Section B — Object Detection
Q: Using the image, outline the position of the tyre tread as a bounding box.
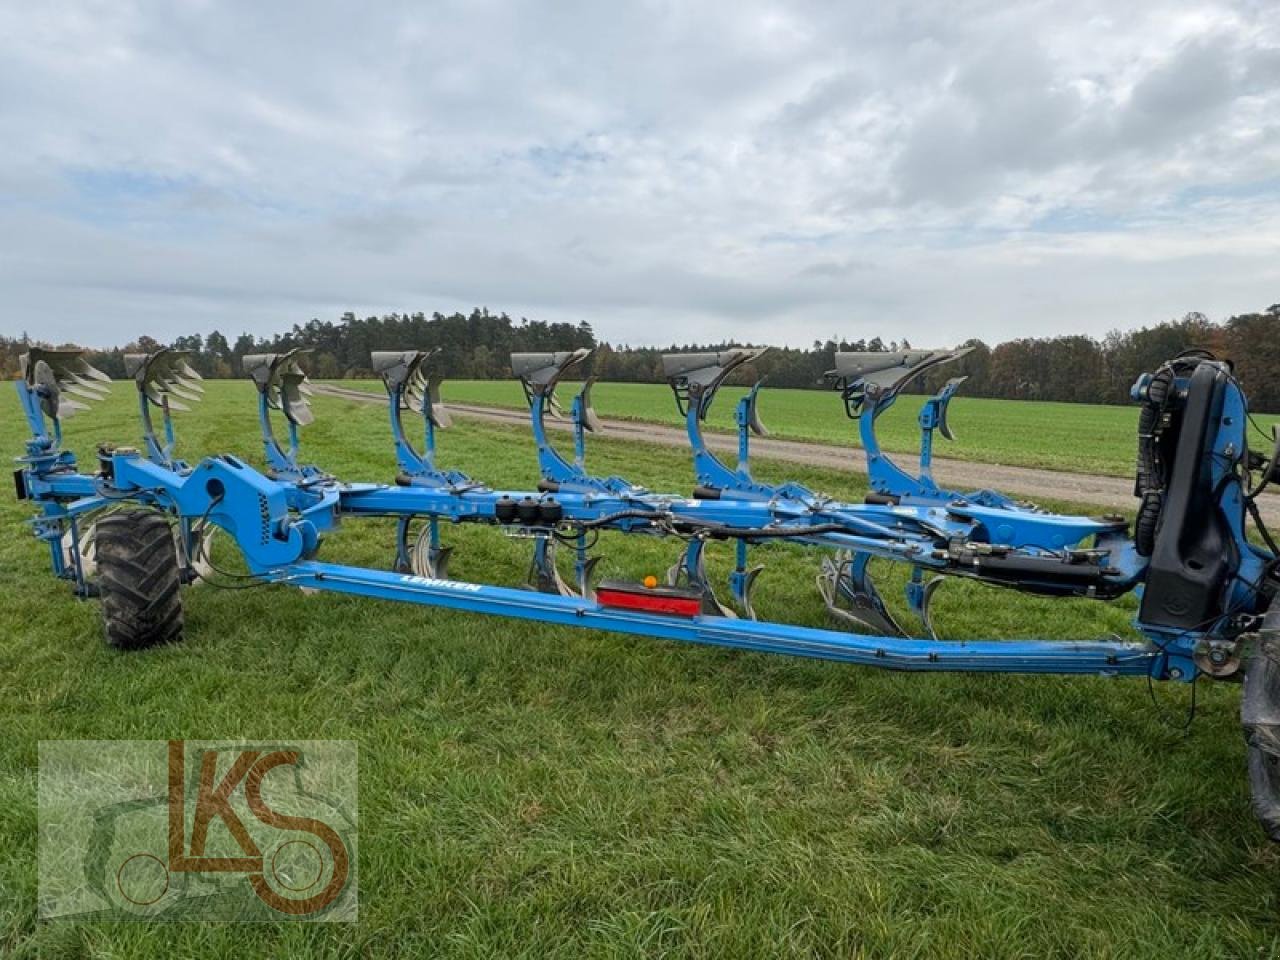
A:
[95,510,184,650]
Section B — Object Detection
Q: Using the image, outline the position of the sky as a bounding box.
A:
[1,1,1278,349]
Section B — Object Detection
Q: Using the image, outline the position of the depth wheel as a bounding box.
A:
[95,510,184,650]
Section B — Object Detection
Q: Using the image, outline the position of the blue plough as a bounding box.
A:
[13,343,1280,838]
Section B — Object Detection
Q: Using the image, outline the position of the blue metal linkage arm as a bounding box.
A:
[681,390,779,499]
[138,390,182,469]
[14,374,114,594]
[108,451,336,570]
[240,350,324,483]
[857,386,1019,511]
[917,377,964,488]
[272,561,1160,677]
[258,389,304,477]
[369,350,476,490]
[735,384,762,478]
[833,349,1023,510]
[571,390,590,473]
[664,349,806,502]
[529,390,576,485]
[386,391,473,489]
[17,380,53,443]
[15,380,81,480]
[122,350,207,473]
[515,351,637,495]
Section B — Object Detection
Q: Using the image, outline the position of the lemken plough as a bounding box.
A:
[14,345,1280,838]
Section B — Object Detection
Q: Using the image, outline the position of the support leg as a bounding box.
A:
[906,566,945,640]
[728,539,763,620]
[529,535,574,596]
[575,532,600,599]
[817,551,905,636]
[667,538,735,617]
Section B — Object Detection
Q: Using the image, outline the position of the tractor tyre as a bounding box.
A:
[1242,609,1280,840]
[95,510,184,650]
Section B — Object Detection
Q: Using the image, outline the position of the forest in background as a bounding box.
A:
[3,303,1280,409]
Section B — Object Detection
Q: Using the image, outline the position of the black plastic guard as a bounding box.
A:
[1242,609,1280,841]
[1138,363,1236,630]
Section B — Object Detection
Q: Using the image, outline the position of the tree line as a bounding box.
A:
[3,303,1279,409]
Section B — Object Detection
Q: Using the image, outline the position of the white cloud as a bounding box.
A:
[0,0,1277,349]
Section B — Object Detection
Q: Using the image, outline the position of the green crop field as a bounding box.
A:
[331,377,1280,478]
[3,382,1278,958]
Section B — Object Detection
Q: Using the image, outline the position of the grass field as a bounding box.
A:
[3,382,1279,958]
[331,377,1279,479]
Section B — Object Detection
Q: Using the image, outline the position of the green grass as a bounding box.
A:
[2,382,1278,958]
[331,377,1278,479]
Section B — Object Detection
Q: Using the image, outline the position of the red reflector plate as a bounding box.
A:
[596,580,703,617]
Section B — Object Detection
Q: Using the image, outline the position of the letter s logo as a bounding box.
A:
[243,751,351,915]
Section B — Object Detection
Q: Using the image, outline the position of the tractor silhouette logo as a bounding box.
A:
[40,739,357,921]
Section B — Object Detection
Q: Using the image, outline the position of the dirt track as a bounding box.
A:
[315,383,1280,525]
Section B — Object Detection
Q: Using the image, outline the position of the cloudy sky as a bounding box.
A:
[2,1,1278,349]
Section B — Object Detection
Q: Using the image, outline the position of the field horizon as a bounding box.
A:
[327,377,1280,480]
